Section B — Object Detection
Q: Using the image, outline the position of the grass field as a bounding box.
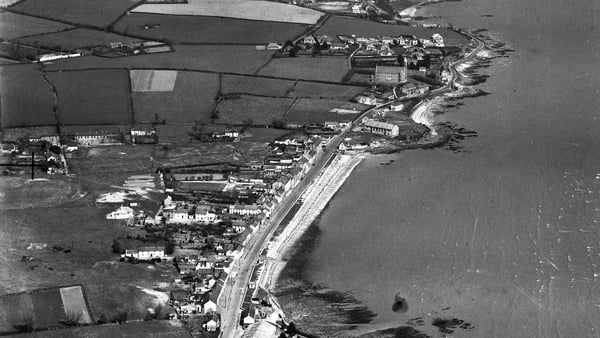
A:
[25,320,192,338]
[30,288,65,328]
[317,15,470,45]
[154,140,272,167]
[221,75,295,97]
[240,127,292,143]
[132,0,323,24]
[258,56,350,82]
[132,71,219,124]
[68,144,155,186]
[0,64,57,128]
[0,11,72,41]
[47,69,132,125]
[289,81,364,100]
[113,13,309,44]
[284,98,366,124]
[44,45,272,74]
[215,95,293,125]
[9,0,142,28]
[130,70,177,92]
[17,28,141,51]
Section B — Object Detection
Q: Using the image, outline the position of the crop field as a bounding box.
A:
[222,75,295,97]
[0,11,72,41]
[46,69,132,125]
[9,0,142,28]
[289,81,364,99]
[0,64,57,128]
[113,13,309,44]
[318,16,470,45]
[59,286,92,324]
[130,70,177,92]
[0,285,91,333]
[17,28,141,51]
[132,71,219,124]
[131,0,323,24]
[258,56,350,82]
[284,98,366,124]
[215,95,294,125]
[44,45,272,74]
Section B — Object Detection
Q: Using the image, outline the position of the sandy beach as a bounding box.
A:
[258,153,364,291]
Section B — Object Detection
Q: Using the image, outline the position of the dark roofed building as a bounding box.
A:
[374,65,407,85]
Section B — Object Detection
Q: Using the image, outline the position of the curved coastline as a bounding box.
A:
[262,17,498,335]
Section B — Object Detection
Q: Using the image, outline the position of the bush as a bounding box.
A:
[112,239,125,254]
[13,315,34,333]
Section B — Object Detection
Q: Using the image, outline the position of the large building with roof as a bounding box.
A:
[363,120,400,137]
[374,65,407,84]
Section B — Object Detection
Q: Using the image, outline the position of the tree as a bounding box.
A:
[242,118,254,127]
[112,238,125,254]
[210,110,220,121]
[165,240,175,255]
[270,118,286,129]
[13,315,34,333]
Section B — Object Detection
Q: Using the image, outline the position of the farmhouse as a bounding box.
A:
[363,120,399,137]
[374,65,407,85]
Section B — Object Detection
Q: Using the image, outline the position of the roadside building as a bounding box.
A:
[229,204,262,216]
[363,120,400,137]
[122,246,165,260]
[374,65,407,84]
[130,127,157,144]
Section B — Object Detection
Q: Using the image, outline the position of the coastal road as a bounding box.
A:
[219,134,346,337]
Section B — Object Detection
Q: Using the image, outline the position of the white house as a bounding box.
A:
[106,206,134,220]
[229,204,261,216]
[363,120,400,137]
[122,246,165,260]
[431,33,444,47]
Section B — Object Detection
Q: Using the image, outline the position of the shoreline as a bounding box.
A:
[259,153,364,292]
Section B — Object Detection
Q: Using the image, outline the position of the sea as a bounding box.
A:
[276,0,600,337]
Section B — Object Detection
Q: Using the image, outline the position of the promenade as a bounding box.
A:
[260,153,364,290]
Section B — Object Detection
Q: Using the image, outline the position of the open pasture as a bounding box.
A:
[132,71,218,123]
[24,320,193,338]
[47,69,132,125]
[44,45,272,74]
[130,69,177,92]
[221,75,295,97]
[258,56,350,82]
[317,15,470,45]
[131,0,323,24]
[114,13,309,44]
[0,64,56,128]
[284,98,365,124]
[289,81,364,99]
[9,0,142,28]
[17,28,141,51]
[0,11,72,41]
[215,95,293,126]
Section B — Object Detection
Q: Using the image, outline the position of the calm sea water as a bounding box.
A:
[298,0,600,336]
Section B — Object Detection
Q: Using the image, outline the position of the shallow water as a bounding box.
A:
[290,0,600,336]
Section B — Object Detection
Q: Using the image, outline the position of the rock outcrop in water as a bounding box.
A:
[392,293,409,313]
